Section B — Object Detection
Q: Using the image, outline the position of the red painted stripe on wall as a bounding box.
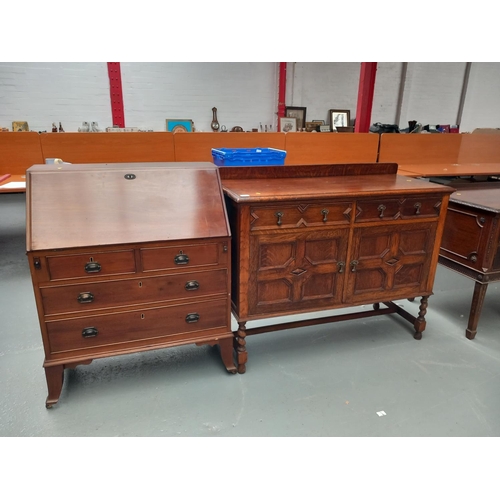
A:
[107,62,125,128]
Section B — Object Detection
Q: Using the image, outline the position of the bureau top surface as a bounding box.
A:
[26,162,230,251]
[449,185,500,213]
[222,173,454,203]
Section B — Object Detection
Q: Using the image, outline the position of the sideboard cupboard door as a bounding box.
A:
[248,228,349,315]
[345,221,438,303]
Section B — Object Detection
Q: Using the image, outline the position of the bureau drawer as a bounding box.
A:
[355,196,442,222]
[40,268,228,315]
[141,243,223,271]
[47,250,136,281]
[250,202,352,230]
[46,298,229,353]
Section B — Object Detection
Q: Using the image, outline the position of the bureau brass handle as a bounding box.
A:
[185,280,200,291]
[275,211,283,226]
[414,202,422,215]
[174,253,189,265]
[84,262,101,273]
[337,261,345,273]
[77,292,95,304]
[350,260,359,272]
[378,205,386,218]
[321,208,329,222]
[185,313,200,323]
[82,327,98,338]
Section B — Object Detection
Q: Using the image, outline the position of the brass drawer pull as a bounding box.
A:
[174,252,189,265]
[185,280,200,291]
[84,262,101,273]
[337,261,345,273]
[378,204,386,218]
[350,260,359,272]
[77,292,94,304]
[321,208,329,222]
[82,327,98,338]
[185,313,200,323]
[275,211,284,226]
[414,202,422,215]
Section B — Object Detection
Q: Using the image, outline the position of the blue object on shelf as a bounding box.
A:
[211,147,286,166]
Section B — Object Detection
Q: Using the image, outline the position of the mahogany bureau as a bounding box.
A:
[26,162,236,408]
[438,184,500,339]
[220,164,454,373]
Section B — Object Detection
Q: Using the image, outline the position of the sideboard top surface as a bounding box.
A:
[26,162,230,251]
[221,164,454,203]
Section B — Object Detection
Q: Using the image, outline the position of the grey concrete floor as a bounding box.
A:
[1,192,499,437]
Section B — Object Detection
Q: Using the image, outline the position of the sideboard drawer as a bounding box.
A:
[141,243,222,271]
[250,202,352,230]
[46,298,229,353]
[356,196,443,222]
[47,250,136,280]
[40,268,228,315]
[355,198,402,222]
[400,196,442,219]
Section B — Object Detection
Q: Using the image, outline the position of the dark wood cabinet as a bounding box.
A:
[439,185,500,339]
[26,162,236,408]
[220,164,454,373]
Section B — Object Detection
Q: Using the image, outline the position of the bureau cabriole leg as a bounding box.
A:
[413,295,429,340]
[44,365,64,409]
[235,321,248,374]
[219,338,237,374]
[466,282,488,340]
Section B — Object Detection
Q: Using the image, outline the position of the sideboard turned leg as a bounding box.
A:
[413,295,429,340]
[466,282,488,340]
[219,338,237,374]
[44,365,64,409]
[236,321,248,374]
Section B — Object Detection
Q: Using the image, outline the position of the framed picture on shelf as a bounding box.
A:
[279,117,298,133]
[312,120,325,125]
[166,119,193,133]
[329,109,350,130]
[285,106,307,130]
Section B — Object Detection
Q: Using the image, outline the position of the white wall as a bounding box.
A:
[0,62,111,132]
[120,62,278,132]
[0,62,499,133]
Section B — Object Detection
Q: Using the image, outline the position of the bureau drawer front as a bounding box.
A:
[141,243,221,271]
[40,268,228,315]
[47,251,136,280]
[46,299,229,353]
[250,202,352,230]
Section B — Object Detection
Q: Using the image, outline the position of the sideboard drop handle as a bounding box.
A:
[321,208,329,222]
[414,202,422,215]
[337,261,345,273]
[350,260,359,272]
[275,211,283,226]
[378,205,386,218]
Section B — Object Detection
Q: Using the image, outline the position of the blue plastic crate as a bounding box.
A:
[211,147,286,166]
